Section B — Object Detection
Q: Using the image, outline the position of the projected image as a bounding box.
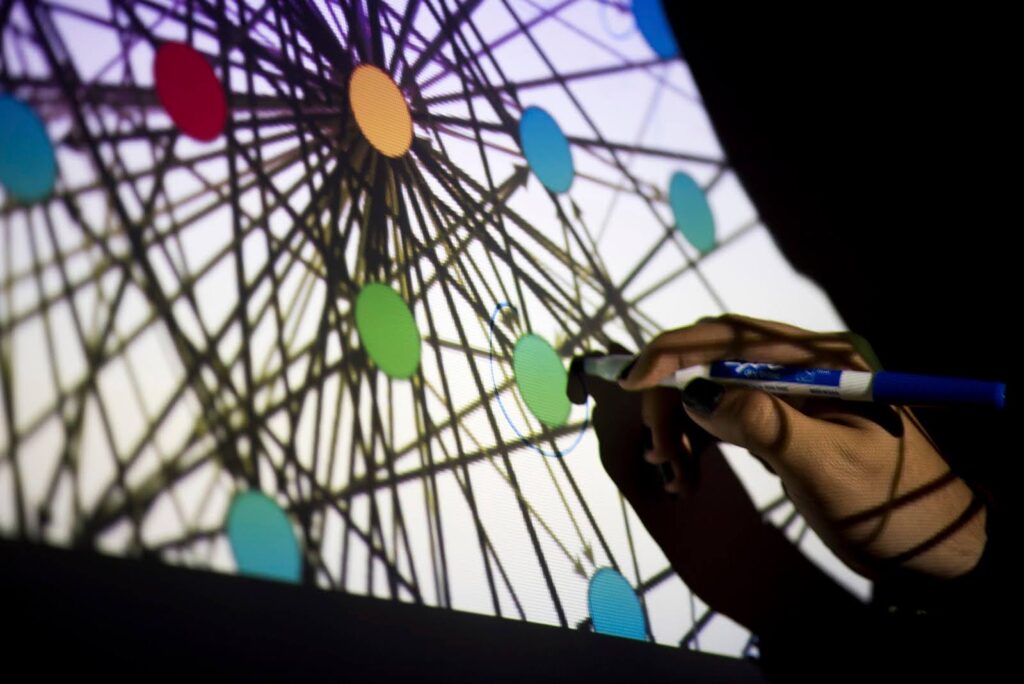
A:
[0,0,867,656]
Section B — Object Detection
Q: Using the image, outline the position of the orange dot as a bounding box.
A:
[349,64,412,158]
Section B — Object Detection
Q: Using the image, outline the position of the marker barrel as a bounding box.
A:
[582,355,1006,410]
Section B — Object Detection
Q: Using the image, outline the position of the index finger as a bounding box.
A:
[619,314,874,390]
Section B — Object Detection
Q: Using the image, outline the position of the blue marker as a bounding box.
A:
[583,355,1006,410]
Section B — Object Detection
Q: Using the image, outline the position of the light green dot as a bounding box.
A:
[513,333,571,428]
[355,283,421,379]
[226,491,301,584]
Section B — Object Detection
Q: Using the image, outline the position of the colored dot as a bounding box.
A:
[588,567,647,641]
[669,171,716,253]
[154,42,227,142]
[512,333,571,428]
[633,0,679,59]
[226,491,301,583]
[355,283,421,379]
[519,106,575,194]
[349,64,413,158]
[0,95,57,203]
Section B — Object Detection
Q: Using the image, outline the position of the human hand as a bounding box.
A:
[619,314,987,581]
[569,343,867,637]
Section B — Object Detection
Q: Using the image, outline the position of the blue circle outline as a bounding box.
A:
[599,1,636,40]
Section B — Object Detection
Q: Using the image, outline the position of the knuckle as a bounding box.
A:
[737,389,776,422]
[839,331,878,371]
[715,312,745,325]
[646,330,676,351]
[806,432,888,499]
[702,313,742,333]
[838,433,891,479]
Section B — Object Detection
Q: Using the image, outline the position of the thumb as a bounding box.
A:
[679,378,829,475]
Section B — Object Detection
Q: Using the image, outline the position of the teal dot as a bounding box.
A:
[512,333,571,428]
[0,95,57,203]
[226,491,301,583]
[632,0,679,59]
[588,567,647,641]
[519,106,574,194]
[355,283,421,379]
[669,171,716,253]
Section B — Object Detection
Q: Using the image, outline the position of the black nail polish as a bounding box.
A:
[617,355,640,381]
[658,461,674,485]
[566,356,588,405]
[681,378,724,415]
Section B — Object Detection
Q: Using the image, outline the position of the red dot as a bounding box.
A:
[154,42,227,142]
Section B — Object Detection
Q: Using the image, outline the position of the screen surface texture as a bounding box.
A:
[0,0,869,657]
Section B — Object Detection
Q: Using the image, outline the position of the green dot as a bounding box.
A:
[513,334,571,428]
[355,283,421,379]
[226,491,301,584]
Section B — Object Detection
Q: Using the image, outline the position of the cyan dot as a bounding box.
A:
[632,0,679,59]
[226,491,301,584]
[519,106,574,194]
[669,171,716,253]
[588,567,647,641]
[0,95,57,203]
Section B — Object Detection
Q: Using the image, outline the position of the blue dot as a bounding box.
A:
[0,95,57,203]
[588,567,647,641]
[226,491,301,583]
[519,106,574,194]
[669,171,716,253]
[632,0,679,59]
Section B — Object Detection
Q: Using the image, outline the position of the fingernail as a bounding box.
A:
[658,461,674,485]
[566,356,588,405]
[642,427,654,451]
[617,355,640,382]
[681,378,724,415]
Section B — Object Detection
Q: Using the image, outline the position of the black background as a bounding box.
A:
[667,6,1019,512]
